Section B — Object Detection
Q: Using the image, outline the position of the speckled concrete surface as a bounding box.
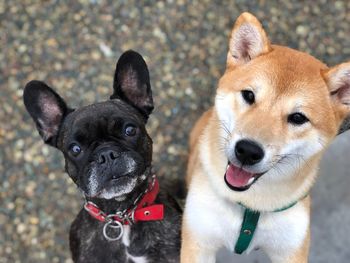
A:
[1,1,350,262]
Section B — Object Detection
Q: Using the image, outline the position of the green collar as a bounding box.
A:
[234,195,308,254]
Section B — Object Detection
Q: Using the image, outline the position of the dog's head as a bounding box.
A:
[23,51,154,199]
[209,13,350,199]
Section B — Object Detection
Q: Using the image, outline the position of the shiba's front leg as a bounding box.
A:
[181,216,217,263]
[267,229,310,263]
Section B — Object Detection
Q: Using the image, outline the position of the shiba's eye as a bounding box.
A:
[241,90,255,104]
[288,113,309,125]
[70,143,82,156]
[125,124,137,137]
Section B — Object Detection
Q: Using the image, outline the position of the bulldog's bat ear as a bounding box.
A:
[322,61,350,134]
[111,50,154,120]
[227,12,272,67]
[23,80,69,146]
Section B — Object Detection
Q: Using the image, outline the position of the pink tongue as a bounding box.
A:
[225,164,254,188]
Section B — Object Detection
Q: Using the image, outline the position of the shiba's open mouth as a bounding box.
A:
[224,162,264,191]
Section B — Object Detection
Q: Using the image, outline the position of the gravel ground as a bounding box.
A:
[1,0,350,262]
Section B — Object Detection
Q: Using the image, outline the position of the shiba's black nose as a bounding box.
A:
[235,139,264,165]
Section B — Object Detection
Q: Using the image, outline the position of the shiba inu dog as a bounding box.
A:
[181,12,350,263]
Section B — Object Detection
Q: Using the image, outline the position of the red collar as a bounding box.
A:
[84,177,164,225]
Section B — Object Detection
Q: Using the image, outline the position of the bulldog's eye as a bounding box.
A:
[288,112,309,125]
[125,125,137,137]
[241,90,255,104]
[70,143,81,156]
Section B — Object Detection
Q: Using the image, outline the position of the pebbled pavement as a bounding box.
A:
[1,1,349,262]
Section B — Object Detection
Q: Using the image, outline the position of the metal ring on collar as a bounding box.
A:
[102,220,123,241]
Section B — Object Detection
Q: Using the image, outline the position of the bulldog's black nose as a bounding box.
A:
[235,139,264,165]
[98,150,119,164]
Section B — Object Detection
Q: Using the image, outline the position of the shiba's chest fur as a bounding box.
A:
[185,172,309,261]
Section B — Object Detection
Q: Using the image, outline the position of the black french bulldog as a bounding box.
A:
[23,50,181,263]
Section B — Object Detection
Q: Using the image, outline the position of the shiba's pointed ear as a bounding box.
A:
[23,80,70,146]
[227,12,272,67]
[111,50,154,121]
[322,62,350,134]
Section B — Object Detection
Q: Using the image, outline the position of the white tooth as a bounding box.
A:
[247,177,255,185]
[226,164,230,171]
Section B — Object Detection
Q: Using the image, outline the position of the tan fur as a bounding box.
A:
[181,12,350,263]
[186,109,213,186]
[181,217,200,263]
[285,197,311,263]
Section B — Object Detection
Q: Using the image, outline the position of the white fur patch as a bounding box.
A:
[122,225,148,263]
[98,177,137,199]
[126,252,148,263]
[123,225,148,263]
[184,175,309,261]
[87,155,140,199]
[88,166,99,195]
[122,225,131,247]
[215,92,236,133]
[279,136,323,163]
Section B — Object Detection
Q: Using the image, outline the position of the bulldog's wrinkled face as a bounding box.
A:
[23,50,155,199]
[59,101,153,199]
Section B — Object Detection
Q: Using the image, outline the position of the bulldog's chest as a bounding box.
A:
[122,225,149,263]
[72,223,149,262]
[186,188,309,256]
[70,205,181,263]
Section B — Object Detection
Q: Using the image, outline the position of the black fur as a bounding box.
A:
[23,50,181,263]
